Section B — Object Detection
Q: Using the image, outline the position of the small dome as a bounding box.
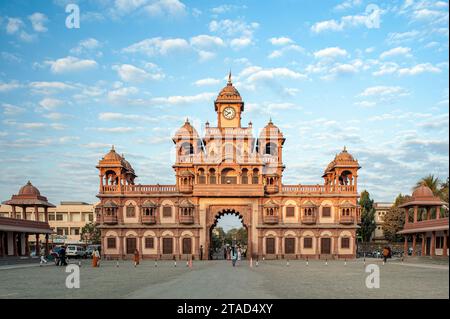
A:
[174,119,199,138]
[260,118,283,137]
[334,146,355,162]
[18,181,41,196]
[324,161,335,173]
[103,146,122,161]
[216,72,242,102]
[412,185,434,198]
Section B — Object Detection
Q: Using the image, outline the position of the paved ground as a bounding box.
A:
[0,258,447,299]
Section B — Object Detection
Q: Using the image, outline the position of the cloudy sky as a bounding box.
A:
[0,0,448,208]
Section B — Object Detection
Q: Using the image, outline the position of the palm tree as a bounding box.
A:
[414,175,441,197]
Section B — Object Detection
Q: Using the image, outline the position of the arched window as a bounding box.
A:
[209,168,216,184]
[221,168,237,184]
[241,168,248,184]
[198,168,206,184]
[265,142,277,156]
[179,142,194,156]
[252,168,259,184]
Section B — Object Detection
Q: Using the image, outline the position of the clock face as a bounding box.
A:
[223,107,236,120]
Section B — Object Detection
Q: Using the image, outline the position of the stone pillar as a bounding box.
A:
[36,234,40,256]
[118,235,124,259]
[412,234,417,256]
[333,234,339,259]
[421,233,426,256]
[22,206,27,220]
[34,205,39,221]
[45,234,49,255]
[25,235,29,256]
[13,233,18,256]
[403,235,408,257]
[443,231,448,257]
[436,206,441,220]
[413,206,418,223]
[258,234,263,259]
[404,208,409,225]
[175,235,180,259]
[11,205,16,219]
[138,234,142,258]
[277,234,283,259]
[44,207,48,223]
[315,235,320,259]
[431,231,436,257]
[427,207,431,220]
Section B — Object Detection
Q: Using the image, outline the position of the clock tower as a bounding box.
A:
[215,72,244,128]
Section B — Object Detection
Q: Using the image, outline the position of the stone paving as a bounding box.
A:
[0,258,447,299]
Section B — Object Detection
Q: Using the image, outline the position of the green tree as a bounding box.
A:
[439,177,449,202]
[358,190,376,242]
[80,222,101,244]
[382,194,411,242]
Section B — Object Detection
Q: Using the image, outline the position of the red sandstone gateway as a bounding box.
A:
[96,74,362,261]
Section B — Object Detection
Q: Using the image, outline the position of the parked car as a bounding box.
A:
[66,245,87,259]
[85,244,101,258]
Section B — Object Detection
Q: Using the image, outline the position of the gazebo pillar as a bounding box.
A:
[403,235,408,257]
[412,234,417,256]
[45,233,49,255]
[13,232,18,256]
[34,205,39,221]
[44,207,48,223]
[404,208,409,225]
[35,234,40,256]
[413,206,418,223]
[22,206,27,220]
[436,206,440,220]
[443,231,448,257]
[421,233,426,256]
[11,205,16,218]
[430,231,436,257]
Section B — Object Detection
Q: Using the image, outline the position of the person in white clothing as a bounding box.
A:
[39,248,48,266]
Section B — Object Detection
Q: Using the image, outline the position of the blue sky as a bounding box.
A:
[0,0,448,207]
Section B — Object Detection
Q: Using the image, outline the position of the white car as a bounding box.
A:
[66,245,86,259]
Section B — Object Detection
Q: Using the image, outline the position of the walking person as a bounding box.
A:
[231,246,238,267]
[92,248,100,267]
[199,245,203,260]
[223,246,227,260]
[382,246,389,263]
[133,249,140,267]
[39,246,48,266]
[59,246,67,266]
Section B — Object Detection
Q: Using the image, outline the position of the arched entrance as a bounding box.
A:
[209,210,248,260]
[205,205,252,260]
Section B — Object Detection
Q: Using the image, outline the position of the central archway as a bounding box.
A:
[205,205,252,260]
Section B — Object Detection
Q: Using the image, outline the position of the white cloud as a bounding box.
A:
[211,4,246,14]
[99,112,154,122]
[39,98,64,110]
[197,50,216,61]
[28,12,48,32]
[194,78,221,86]
[230,37,252,49]
[354,101,376,108]
[0,81,22,92]
[6,17,24,34]
[122,37,190,56]
[380,47,412,59]
[190,35,224,49]
[359,86,409,97]
[107,86,139,102]
[97,127,135,133]
[311,9,383,33]
[144,0,187,17]
[268,45,304,59]
[334,0,362,11]
[242,67,307,84]
[268,37,294,46]
[70,38,101,55]
[313,47,348,59]
[45,56,98,73]
[29,81,75,94]
[372,62,399,76]
[397,63,441,76]
[114,0,148,14]
[113,64,164,82]
[2,103,25,115]
[151,92,215,105]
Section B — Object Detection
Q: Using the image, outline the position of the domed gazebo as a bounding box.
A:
[1,181,54,257]
[398,185,448,257]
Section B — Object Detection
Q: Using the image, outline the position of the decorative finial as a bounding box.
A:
[228,69,232,85]
[122,153,125,158]
[269,117,273,124]
[27,180,32,185]
[112,145,115,151]
[343,146,347,152]
[185,117,189,124]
